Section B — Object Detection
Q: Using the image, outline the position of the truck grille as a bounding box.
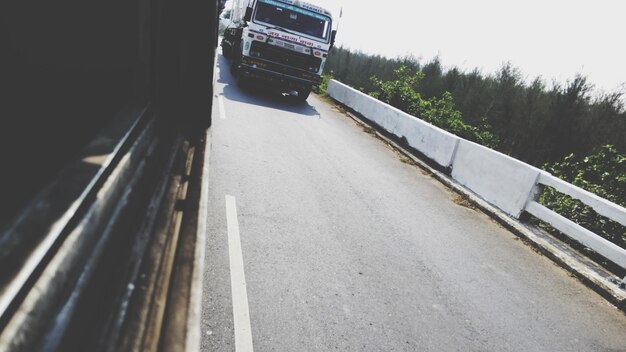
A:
[250,41,321,72]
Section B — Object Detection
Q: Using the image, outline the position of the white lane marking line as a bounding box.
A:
[219,96,227,120]
[225,195,254,352]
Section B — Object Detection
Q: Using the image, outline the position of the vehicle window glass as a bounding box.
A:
[254,0,330,41]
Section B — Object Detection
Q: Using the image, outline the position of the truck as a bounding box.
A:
[221,0,336,101]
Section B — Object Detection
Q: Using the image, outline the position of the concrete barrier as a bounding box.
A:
[450,140,541,218]
[327,80,460,168]
[328,79,626,270]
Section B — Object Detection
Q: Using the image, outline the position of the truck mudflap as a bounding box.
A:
[239,56,322,90]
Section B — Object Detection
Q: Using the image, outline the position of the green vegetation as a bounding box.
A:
[322,46,626,249]
[324,47,625,166]
[313,74,332,96]
[369,66,498,148]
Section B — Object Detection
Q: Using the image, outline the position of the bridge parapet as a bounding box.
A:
[328,79,626,274]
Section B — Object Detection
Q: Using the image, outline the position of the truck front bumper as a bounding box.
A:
[238,56,321,90]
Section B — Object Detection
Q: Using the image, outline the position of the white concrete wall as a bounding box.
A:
[328,79,538,217]
[328,78,626,269]
[327,80,460,168]
[450,140,541,218]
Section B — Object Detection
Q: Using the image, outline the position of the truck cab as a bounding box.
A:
[222,0,335,101]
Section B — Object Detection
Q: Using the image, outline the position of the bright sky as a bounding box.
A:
[224,0,626,95]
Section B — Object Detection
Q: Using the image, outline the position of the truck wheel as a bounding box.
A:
[230,44,241,74]
[230,56,239,74]
[296,88,311,102]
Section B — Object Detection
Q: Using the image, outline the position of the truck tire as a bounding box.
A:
[230,42,241,74]
[230,55,239,74]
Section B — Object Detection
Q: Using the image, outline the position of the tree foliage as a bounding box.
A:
[325,46,626,166]
[368,66,498,147]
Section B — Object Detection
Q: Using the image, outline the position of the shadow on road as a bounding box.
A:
[216,54,320,118]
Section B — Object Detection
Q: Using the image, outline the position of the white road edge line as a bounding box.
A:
[225,195,254,352]
[218,96,227,120]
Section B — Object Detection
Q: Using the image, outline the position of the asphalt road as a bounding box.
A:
[201,54,626,352]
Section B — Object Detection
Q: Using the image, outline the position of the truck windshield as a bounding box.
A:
[254,0,331,42]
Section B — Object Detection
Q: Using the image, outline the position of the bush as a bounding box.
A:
[369,66,498,148]
[313,74,332,96]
